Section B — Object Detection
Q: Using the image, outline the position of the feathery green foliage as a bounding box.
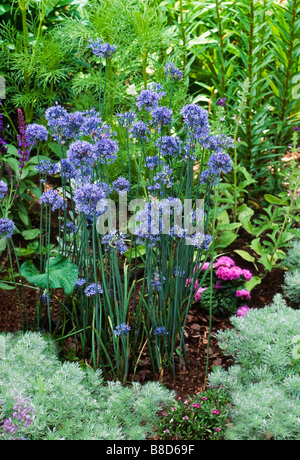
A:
[0,331,175,440]
[209,294,300,440]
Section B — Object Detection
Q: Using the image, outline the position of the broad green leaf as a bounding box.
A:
[245,276,261,292]
[22,229,40,240]
[214,232,238,250]
[124,244,146,259]
[264,194,283,205]
[20,256,78,295]
[251,238,264,256]
[234,249,255,263]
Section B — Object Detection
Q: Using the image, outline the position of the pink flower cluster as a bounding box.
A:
[236,305,250,317]
[216,265,252,281]
[235,289,251,300]
[195,286,207,301]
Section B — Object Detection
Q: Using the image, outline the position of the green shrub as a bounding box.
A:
[208,294,300,440]
[0,332,175,440]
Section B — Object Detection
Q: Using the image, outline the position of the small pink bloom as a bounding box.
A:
[214,256,235,268]
[211,409,220,415]
[235,289,251,299]
[216,428,222,432]
[242,269,253,281]
[214,281,223,290]
[236,305,250,317]
[195,286,208,301]
[163,429,170,434]
[193,280,199,291]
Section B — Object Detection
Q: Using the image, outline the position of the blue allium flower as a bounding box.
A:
[0,180,8,199]
[145,155,163,170]
[207,152,233,174]
[102,231,127,254]
[88,38,117,59]
[84,282,103,296]
[39,189,65,211]
[62,222,78,234]
[200,168,220,186]
[0,218,15,238]
[187,233,213,250]
[26,124,48,146]
[158,135,182,157]
[181,104,210,140]
[113,323,131,336]
[136,89,164,111]
[79,110,102,138]
[45,104,70,142]
[206,134,234,152]
[129,121,150,142]
[154,326,169,337]
[151,106,173,127]
[164,62,183,81]
[35,160,60,176]
[112,176,130,195]
[73,183,107,219]
[45,104,68,123]
[75,278,86,287]
[40,292,51,304]
[151,268,166,291]
[93,137,119,164]
[58,159,76,181]
[116,112,136,129]
[148,165,174,194]
[147,83,166,93]
[67,140,96,167]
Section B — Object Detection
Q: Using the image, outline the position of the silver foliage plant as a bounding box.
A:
[0,332,175,440]
[208,294,300,440]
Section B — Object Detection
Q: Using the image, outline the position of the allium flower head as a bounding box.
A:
[129,121,150,142]
[113,323,131,336]
[84,282,103,297]
[164,62,183,81]
[136,89,164,111]
[200,168,220,186]
[145,155,163,170]
[154,326,168,337]
[181,104,210,139]
[207,151,233,174]
[0,180,8,199]
[62,221,78,234]
[112,176,130,195]
[0,218,15,238]
[92,137,118,164]
[116,112,136,129]
[26,124,48,146]
[75,278,86,287]
[35,160,60,176]
[39,189,65,211]
[151,267,166,291]
[102,231,127,254]
[67,140,96,167]
[73,183,108,219]
[151,106,173,127]
[88,38,117,59]
[158,135,182,157]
